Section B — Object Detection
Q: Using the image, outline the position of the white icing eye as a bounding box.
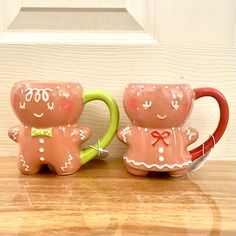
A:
[20,102,26,110]
[142,101,152,110]
[171,100,180,110]
[47,102,54,111]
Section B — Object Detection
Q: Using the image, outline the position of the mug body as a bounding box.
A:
[11,81,84,128]
[118,83,199,177]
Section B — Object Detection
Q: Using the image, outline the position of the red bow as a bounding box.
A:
[151,130,171,146]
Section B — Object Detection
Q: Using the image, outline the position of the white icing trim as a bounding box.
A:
[59,126,66,132]
[12,130,17,141]
[171,100,179,110]
[157,114,167,119]
[121,127,131,143]
[71,130,78,137]
[186,127,192,140]
[20,102,26,110]
[20,154,29,172]
[25,88,53,103]
[33,112,44,118]
[123,155,191,169]
[142,101,152,110]
[61,154,73,171]
[47,102,54,111]
[79,130,86,140]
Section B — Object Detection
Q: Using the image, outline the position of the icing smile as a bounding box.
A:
[33,113,44,118]
[156,114,167,119]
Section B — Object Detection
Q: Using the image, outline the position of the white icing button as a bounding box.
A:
[40,157,45,161]
[158,147,164,153]
[165,86,169,88]
[176,86,180,89]
[159,156,164,162]
[39,138,44,144]
[56,86,60,90]
[39,147,44,153]
[144,128,148,132]
[152,86,156,89]
[138,127,141,131]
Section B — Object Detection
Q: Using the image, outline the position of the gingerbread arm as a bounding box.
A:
[8,125,21,143]
[70,125,92,144]
[116,127,132,145]
[184,126,199,146]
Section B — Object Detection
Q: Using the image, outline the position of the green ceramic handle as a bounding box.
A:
[80,90,119,165]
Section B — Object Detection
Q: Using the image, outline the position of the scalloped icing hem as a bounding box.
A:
[123,155,192,169]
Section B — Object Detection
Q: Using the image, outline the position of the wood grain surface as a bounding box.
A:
[0,157,235,235]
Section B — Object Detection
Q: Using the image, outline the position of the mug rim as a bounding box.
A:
[12,80,82,87]
[126,83,191,87]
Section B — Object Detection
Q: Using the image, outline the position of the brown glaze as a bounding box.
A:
[117,83,199,177]
[8,81,91,175]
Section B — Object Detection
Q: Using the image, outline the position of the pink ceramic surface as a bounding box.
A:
[117,83,229,177]
[8,81,119,175]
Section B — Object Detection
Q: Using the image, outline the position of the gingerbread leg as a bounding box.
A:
[18,154,41,175]
[51,154,82,175]
[168,168,188,178]
[125,164,149,177]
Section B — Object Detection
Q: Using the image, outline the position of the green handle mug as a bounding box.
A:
[8,81,119,175]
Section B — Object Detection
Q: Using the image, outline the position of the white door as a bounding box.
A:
[0,0,235,160]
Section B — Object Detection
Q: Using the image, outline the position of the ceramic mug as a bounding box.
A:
[8,81,119,175]
[117,83,229,177]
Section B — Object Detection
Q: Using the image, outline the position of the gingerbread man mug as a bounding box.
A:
[9,81,119,175]
[117,83,229,177]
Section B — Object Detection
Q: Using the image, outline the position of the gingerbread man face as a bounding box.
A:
[11,81,84,128]
[123,84,195,128]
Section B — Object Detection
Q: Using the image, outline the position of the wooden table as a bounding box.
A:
[0,157,235,235]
